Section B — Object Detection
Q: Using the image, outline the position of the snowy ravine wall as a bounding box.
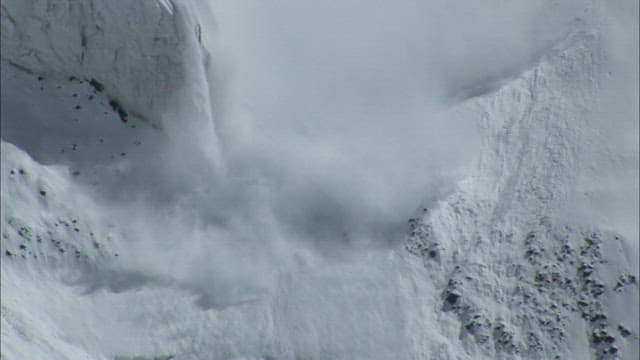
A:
[1,0,223,167]
[1,0,638,360]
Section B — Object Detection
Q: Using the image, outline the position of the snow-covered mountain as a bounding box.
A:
[1,1,638,359]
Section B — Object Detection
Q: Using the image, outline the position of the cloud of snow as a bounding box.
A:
[87,0,637,311]
[201,0,586,244]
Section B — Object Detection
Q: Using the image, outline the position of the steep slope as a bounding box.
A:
[1,0,224,168]
[2,0,192,126]
[407,24,639,360]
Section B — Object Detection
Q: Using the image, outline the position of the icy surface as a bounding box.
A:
[1,0,638,359]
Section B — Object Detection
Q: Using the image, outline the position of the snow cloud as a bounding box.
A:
[69,0,635,311]
[201,0,587,243]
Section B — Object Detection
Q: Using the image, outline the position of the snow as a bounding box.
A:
[1,0,224,169]
[1,0,638,359]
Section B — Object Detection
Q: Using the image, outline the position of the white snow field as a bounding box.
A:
[1,0,638,359]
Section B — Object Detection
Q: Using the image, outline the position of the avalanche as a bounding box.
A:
[1,0,638,359]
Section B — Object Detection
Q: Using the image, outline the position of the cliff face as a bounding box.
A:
[1,0,221,144]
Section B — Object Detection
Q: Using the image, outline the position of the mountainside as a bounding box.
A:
[1,1,638,359]
[406,27,639,359]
